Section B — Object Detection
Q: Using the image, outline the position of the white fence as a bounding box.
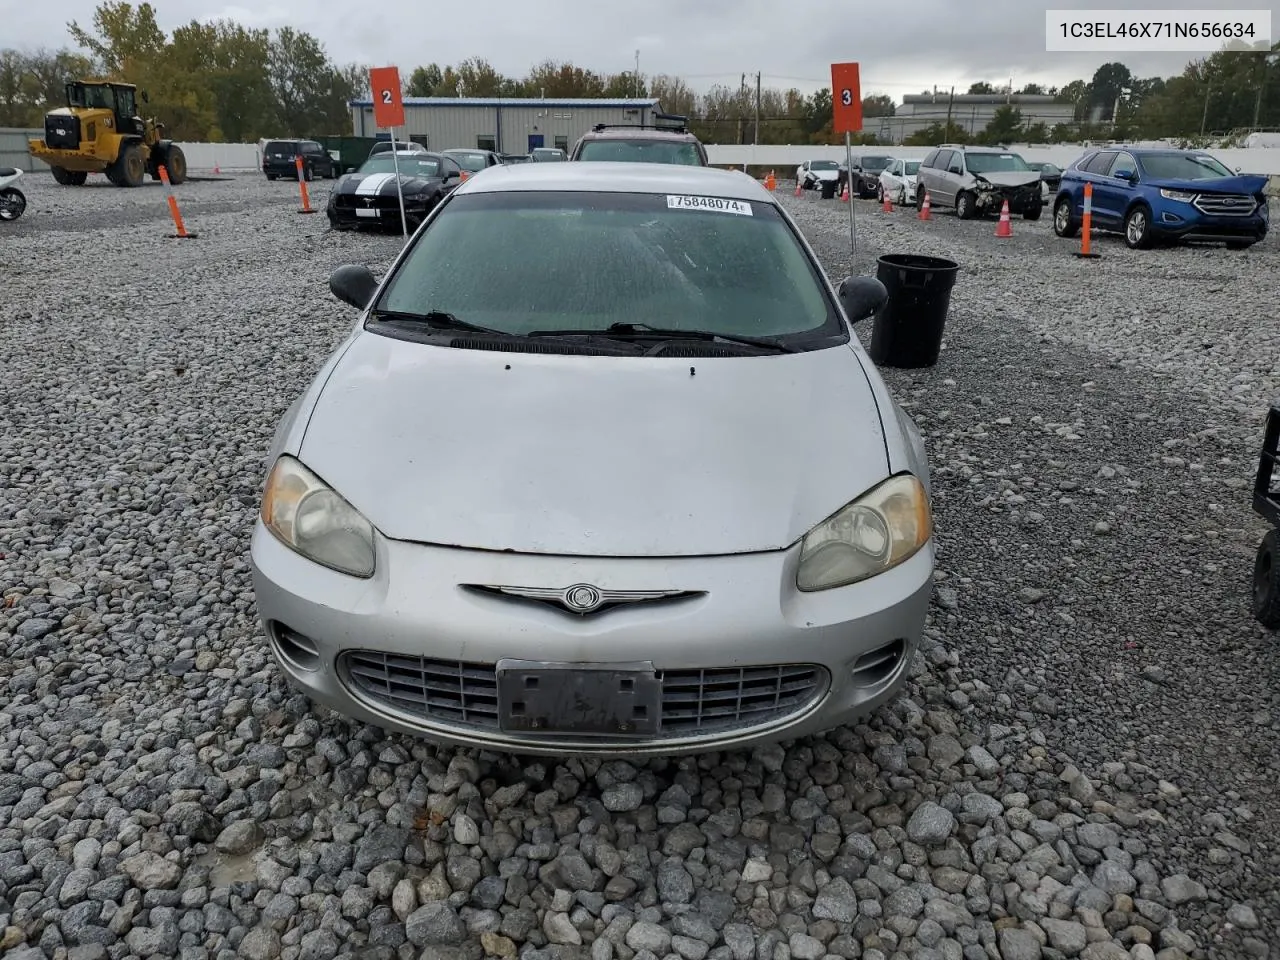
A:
[6,127,1280,180]
[703,143,1280,177]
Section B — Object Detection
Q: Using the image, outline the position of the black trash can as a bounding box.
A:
[867,253,960,368]
[820,178,838,200]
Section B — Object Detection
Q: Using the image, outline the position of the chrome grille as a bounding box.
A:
[1192,193,1256,216]
[339,652,827,738]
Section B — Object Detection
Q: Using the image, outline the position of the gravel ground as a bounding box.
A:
[1,171,1276,960]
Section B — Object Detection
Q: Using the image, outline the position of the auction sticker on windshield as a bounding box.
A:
[666,195,753,215]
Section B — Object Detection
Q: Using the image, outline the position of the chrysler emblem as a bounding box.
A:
[563,583,604,613]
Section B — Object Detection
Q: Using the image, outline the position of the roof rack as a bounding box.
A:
[592,111,690,134]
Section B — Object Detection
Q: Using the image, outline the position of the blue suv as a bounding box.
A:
[1052,147,1269,250]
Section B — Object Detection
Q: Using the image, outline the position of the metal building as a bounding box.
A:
[347,97,663,155]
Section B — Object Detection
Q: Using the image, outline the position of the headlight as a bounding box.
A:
[1160,189,1196,203]
[796,474,931,592]
[260,455,376,578]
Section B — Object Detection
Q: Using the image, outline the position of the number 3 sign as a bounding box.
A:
[830,62,862,133]
[369,66,405,129]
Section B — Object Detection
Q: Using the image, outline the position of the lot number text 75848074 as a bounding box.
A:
[666,195,754,216]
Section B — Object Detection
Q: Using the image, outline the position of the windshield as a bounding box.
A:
[860,156,892,171]
[359,155,442,177]
[903,161,920,175]
[810,160,840,170]
[533,150,565,161]
[1139,153,1233,180]
[966,152,1032,173]
[447,152,489,171]
[375,191,838,343]
[577,139,703,165]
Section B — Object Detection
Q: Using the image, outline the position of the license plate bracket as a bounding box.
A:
[496,659,661,736]
[355,208,379,218]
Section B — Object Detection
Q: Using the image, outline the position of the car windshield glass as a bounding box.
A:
[965,152,1032,173]
[810,160,840,170]
[359,155,442,177]
[1139,153,1232,180]
[860,157,892,171]
[903,161,920,175]
[578,140,703,164]
[375,191,838,343]
[447,152,488,171]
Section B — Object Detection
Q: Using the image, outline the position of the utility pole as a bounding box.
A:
[944,86,955,139]
[754,71,761,145]
[634,49,640,98]
[738,73,746,145]
[1201,85,1211,136]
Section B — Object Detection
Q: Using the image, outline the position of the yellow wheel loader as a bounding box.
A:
[28,80,187,188]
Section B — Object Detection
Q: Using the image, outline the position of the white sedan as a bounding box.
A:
[877,158,920,205]
[795,159,842,190]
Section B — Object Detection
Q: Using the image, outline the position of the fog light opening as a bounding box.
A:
[850,638,906,689]
[272,623,321,672]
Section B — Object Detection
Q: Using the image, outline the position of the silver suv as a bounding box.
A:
[915,145,1044,220]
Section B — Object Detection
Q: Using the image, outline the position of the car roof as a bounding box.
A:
[451,161,774,202]
[580,127,700,142]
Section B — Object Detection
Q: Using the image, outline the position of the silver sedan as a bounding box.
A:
[250,161,935,757]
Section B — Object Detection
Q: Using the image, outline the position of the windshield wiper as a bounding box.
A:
[528,322,798,353]
[369,309,512,337]
[602,322,799,353]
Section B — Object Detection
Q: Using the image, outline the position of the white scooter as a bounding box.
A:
[0,167,27,222]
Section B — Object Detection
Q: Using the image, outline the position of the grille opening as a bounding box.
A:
[850,638,906,688]
[272,624,321,672]
[339,652,826,739]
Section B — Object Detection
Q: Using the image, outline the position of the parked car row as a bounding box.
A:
[796,142,1268,251]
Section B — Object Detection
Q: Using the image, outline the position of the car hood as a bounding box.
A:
[811,170,839,179]
[973,171,1042,187]
[336,172,437,193]
[297,333,891,557]
[1144,174,1270,195]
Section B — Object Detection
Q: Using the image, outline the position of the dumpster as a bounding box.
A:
[867,253,960,368]
[820,178,838,200]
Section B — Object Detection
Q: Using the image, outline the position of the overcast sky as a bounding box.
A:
[10,0,1277,100]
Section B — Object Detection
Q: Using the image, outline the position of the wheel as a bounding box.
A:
[1123,204,1152,249]
[108,142,145,187]
[875,183,884,201]
[1053,197,1079,238]
[916,186,926,211]
[267,174,278,181]
[1253,529,1280,629]
[1023,202,1043,221]
[50,167,87,186]
[898,186,908,206]
[955,191,976,220]
[303,165,314,182]
[0,187,25,221]
[164,145,188,184]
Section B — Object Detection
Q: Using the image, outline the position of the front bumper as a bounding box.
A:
[250,522,934,757]
[975,184,1042,213]
[27,143,106,173]
[1150,207,1268,243]
[327,195,433,228]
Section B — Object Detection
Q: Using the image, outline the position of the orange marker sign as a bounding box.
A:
[830,62,863,134]
[369,66,405,129]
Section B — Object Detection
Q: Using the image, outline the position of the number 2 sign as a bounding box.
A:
[830,62,862,133]
[369,66,405,128]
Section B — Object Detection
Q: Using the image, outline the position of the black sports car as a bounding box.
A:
[326,151,465,231]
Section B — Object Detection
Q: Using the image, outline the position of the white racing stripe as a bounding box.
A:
[355,173,397,196]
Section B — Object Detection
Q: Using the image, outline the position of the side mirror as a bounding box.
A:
[329,264,379,310]
[1114,168,1135,181]
[838,276,889,324]
[141,90,149,104]
[948,165,962,175]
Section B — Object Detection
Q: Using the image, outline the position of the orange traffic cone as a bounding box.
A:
[794,177,802,197]
[995,199,1013,237]
[918,190,931,220]
[840,181,850,202]
[213,162,221,175]
[881,186,893,213]
[765,170,776,191]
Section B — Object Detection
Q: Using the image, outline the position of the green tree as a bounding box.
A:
[407,64,443,97]
[602,71,646,98]
[1087,62,1133,120]
[979,105,1022,144]
[903,121,969,145]
[523,59,606,97]
[862,94,894,117]
[1056,79,1090,120]
[967,81,996,94]
[1018,82,1046,95]
[67,1,166,78]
